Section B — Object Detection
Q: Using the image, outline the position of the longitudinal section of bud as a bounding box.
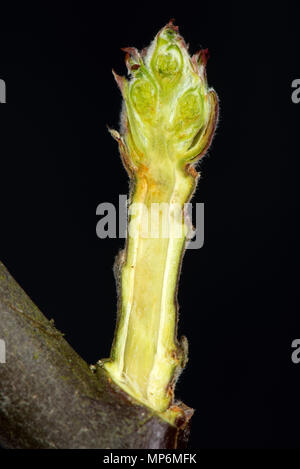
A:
[104,20,218,420]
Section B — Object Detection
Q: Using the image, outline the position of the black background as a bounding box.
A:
[0,2,299,449]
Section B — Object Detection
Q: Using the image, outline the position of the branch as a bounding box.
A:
[0,261,192,449]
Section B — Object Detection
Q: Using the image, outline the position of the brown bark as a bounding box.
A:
[0,261,192,449]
